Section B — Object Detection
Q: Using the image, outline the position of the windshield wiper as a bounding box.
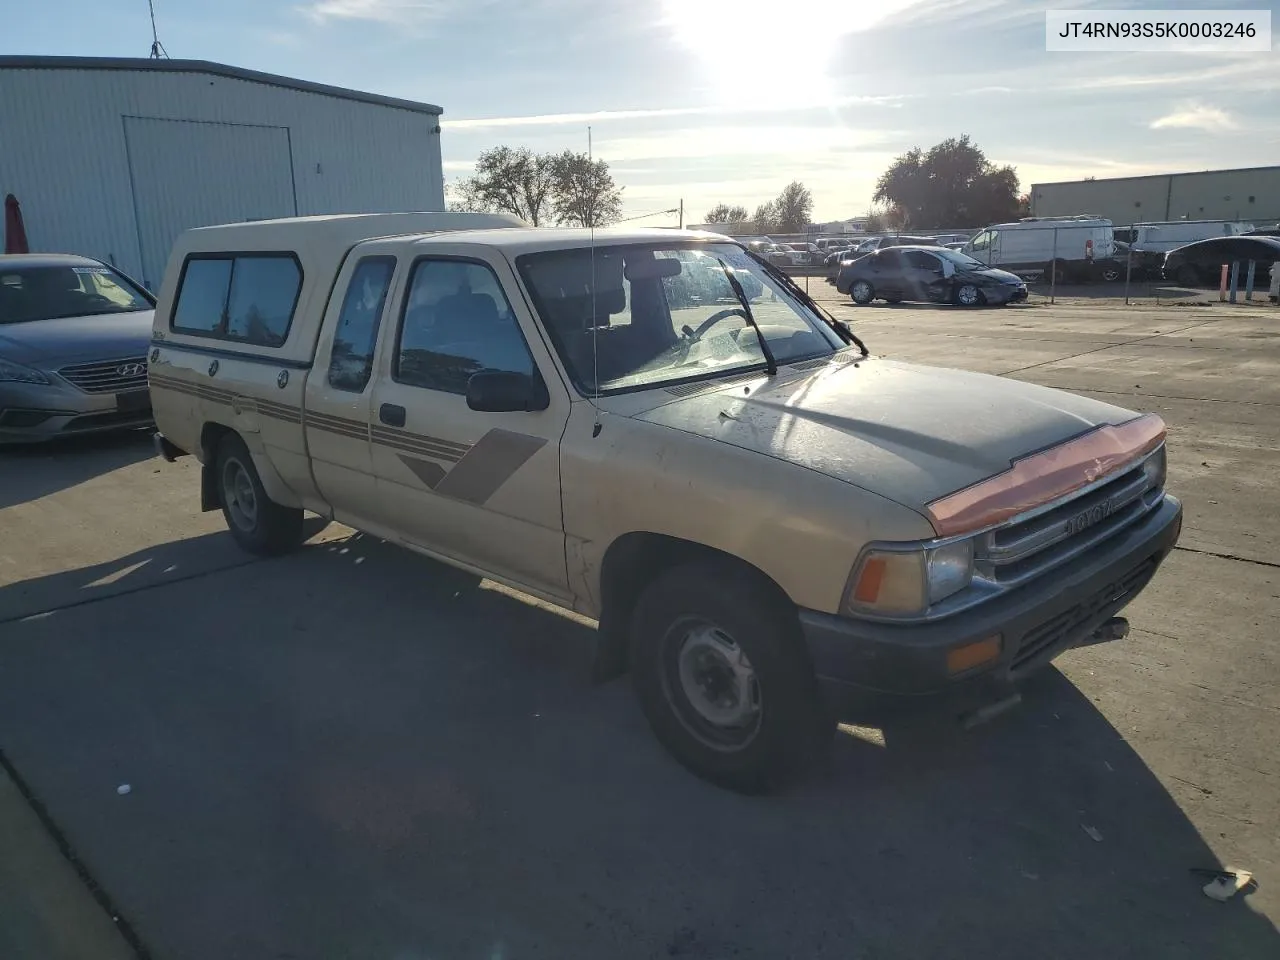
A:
[745,251,870,357]
[715,257,777,376]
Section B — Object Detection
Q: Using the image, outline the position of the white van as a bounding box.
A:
[1123,220,1255,254]
[963,216,1115,283]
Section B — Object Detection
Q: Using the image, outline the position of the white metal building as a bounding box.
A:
[0,56,445,289]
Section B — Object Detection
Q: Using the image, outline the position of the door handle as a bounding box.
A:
[379,403,406,427]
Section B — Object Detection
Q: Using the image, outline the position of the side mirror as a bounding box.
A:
[465,371,548,413]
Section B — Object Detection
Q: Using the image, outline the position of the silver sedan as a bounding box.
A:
[0,254,155,442]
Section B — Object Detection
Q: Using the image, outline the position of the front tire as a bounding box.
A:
[954,282,984,307]
[215,433,304,556]
[630,562,832,794]
[850,280,875,305]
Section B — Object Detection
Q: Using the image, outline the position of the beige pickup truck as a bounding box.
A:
[150,213,1182,792]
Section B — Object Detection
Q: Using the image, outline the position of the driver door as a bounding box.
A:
[902,249,948,302]
[365,245,572,602]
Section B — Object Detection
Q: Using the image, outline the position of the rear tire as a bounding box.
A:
[215,433,304,556]
[1042,260,1066,285]
[630,562,832,794]
[850,280,875,305]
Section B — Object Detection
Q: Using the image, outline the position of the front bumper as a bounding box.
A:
[800,494,1182,715]
[0,380,152,443]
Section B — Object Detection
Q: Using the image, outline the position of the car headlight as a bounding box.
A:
[0,357,51,384]
[843,538,975,617]
[1141,445,1167,490]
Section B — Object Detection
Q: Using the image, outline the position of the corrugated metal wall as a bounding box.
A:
[0,65,444,288]
[1031,167,1280,226]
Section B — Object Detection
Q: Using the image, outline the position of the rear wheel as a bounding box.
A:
[216,434,304,556]
[1042,260,1066,285]
[850,280,875,305]
[630,563,832,793]
[1098,262,1122,282]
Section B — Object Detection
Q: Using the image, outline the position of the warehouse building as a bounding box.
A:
[0,56,444,289]
[1030,165,1280,227]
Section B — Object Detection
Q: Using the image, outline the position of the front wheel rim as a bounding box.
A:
[958,284,979,305]
[221,457,258,532]
[662,618,762,752]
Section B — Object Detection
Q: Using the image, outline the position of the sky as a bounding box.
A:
[4,0,1278,224]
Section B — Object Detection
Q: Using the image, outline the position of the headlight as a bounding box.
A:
[0,357,51,384]
[1142,445,1167,490]
[843,539,975,617]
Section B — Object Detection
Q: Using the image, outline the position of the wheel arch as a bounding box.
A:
[591,531,796,683]
[198,422,304,512]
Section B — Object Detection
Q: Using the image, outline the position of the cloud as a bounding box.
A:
[1150,100,1239,133]
[298,0,465,24]
[443,96,909,130]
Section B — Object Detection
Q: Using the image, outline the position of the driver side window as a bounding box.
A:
[394,259,534,396]
[905,251,942,271]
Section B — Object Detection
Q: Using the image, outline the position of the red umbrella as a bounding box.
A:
[4,194,30,254]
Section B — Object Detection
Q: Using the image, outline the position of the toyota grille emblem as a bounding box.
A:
[117,361,146,378]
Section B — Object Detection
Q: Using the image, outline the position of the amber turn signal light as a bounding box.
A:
[946,634,1002,675]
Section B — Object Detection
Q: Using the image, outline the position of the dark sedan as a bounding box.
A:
[835,246,1028,306]
[0,254,155,442]
[1163,235,1280,287]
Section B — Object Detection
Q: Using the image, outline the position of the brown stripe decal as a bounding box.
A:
[396,455,447,488]
[432,429,547,504]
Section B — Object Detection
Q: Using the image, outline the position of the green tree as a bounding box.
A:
[704,203,749,223]
[752,200,779,232]
[874,135,1020,228]
[772,181,814,233]
[549,150,623,227]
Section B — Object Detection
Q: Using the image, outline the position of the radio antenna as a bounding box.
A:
[147,0,170,58]
[588,125,602,438]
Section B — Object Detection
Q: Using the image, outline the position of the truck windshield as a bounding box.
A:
[517,242,845,395]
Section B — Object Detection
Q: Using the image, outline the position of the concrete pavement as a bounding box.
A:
[1,295,1277,958]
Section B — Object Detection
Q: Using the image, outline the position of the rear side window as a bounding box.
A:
[171,254,302,347]
[328,257,395,393]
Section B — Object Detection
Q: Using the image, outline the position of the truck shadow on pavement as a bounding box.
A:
[0,530,1275,959]
[0,429,155,511]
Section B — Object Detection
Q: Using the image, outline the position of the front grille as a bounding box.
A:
[58,357,148,394]
[976,460,1159,587]
[1011,558,1157,673]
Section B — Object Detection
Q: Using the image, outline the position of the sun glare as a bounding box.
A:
[660,0,924,101]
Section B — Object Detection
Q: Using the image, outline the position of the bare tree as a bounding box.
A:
[453,146,555,226]
[549,150,623,227]
[704,203,749,223]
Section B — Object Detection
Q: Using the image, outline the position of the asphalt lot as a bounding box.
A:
[1,292,1278,959]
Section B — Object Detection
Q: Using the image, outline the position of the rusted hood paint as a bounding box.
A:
[635,357,1140,510]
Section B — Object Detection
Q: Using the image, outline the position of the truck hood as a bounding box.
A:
[635,356,1137,510]
[0,310,155,365]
